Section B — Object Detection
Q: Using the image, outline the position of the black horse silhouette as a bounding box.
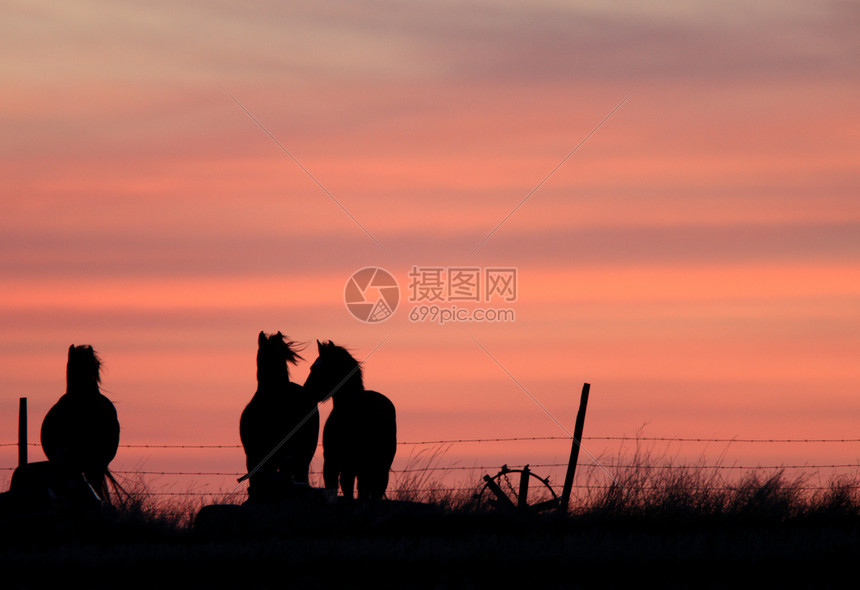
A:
[303,340,396,500]
[240,331,319,501]
[40,345,120,502]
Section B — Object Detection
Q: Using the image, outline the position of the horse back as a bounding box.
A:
[240,382,319,470]
[328,390,396,456]
[41,392,119,468]
[362,390,395,422]
[367,389,396,457]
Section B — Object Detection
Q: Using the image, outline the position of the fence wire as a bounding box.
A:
[4,435,860,498]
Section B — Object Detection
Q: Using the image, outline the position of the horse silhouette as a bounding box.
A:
[40,345,120,502]
[240,331,319,501]
[303,340,396,500]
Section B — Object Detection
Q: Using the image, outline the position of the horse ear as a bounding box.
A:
[317,339,322,352]
[69,344,75,354]
[259,331,266,345]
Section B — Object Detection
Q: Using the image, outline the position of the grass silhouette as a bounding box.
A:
[3,452,859,588]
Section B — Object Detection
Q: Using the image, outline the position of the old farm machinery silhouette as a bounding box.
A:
[474,383,591,513]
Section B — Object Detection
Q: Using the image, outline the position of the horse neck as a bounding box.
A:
[331,370,364,405]
[66,377,100,396]
[256,365,290,392]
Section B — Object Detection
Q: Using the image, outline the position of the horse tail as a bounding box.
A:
[104,469,133,508]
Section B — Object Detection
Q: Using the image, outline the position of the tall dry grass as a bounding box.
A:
[92,442,860,532]
[574,442,860,523]
[387,443,481,510]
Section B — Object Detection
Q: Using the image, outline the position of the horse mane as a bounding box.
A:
[318,340,364,391]
[257,331,305,383]
[66,344,102,393]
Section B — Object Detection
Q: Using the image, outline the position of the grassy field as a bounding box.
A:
[2,460,859,589]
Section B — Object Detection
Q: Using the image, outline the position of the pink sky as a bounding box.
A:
[2,2,859,500]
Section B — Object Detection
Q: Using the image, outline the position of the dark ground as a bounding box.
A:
[2,496,858,589]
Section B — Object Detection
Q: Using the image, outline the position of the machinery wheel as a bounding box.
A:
[474,464,559,512]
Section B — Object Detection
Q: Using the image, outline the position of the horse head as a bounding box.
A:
[256,331,304,386]
[304,340,363,403]
[66,344,102,394]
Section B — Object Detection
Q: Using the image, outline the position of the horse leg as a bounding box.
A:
[248,468,276,503]
[84,469,109,503]
[375,469,390,500]
[340,471,356,500]
[322,411,341,492]
[323,456,340,490]
[292,468,310,486]
[359,469,389,500]
[287,456,309,485]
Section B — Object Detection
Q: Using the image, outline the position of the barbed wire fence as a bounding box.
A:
[4,435,860,498]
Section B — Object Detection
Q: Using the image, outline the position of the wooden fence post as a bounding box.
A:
[560,382,590,512]
[517,465,530,509]
[18,397,27,467]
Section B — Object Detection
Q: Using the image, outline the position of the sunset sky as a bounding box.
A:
[2,1,859,499]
